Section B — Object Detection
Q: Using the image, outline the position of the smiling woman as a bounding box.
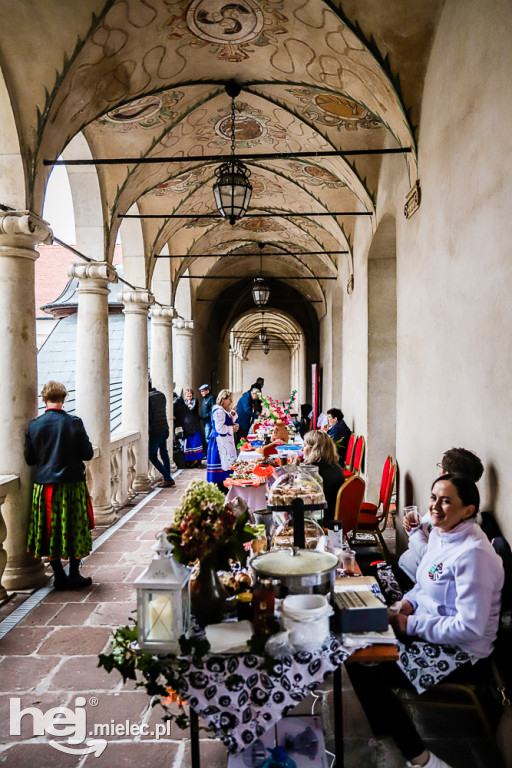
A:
[429,474,479,533]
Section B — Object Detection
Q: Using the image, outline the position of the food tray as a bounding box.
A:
[266,501,327,512]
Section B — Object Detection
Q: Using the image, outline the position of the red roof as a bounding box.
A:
[35,243,123,317]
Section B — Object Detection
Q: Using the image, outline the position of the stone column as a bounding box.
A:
[228,349,234,392]
[0,210,52,590]
[172,318,194,395]
[71,261,118,526]
[119,289,155,492]
[150,305,177,471]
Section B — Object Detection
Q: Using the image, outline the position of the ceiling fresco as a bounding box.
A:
[0,0,442,338]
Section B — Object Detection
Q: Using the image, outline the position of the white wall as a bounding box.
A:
[392,0,512,541]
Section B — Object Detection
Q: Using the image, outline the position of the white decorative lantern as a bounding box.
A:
[134,531,190,654]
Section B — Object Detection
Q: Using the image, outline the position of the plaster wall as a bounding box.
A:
[242,349,291,403]
[392,0,512,542]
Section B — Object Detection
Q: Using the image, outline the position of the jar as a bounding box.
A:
[236,592,253,622]
[253,578,278,635]
[251,524,268,556]
[270,511,325,550]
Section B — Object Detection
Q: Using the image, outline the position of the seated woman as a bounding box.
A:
[326,407,352,464]
[346,473,504,768]
[302,430,344,521]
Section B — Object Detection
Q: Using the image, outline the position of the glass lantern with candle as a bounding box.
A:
[134,530,190,654]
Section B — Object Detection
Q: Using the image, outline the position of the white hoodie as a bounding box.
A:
[404,519,504,659]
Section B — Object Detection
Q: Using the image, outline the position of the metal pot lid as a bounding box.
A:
[250,548,338,576]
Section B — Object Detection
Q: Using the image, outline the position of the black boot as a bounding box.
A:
[68,557,92,590]
[50,559,69,591]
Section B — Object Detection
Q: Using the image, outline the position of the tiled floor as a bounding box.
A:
[0,471,500,768]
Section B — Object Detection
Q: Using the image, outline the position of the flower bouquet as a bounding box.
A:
[166,480,255,571]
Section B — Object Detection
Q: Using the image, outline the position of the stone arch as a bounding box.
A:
[62,133,104,260]
[366,214,397,500]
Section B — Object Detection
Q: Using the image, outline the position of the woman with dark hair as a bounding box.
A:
[184,388,205,467]
[24,380,94,591]
[346,473,504,768]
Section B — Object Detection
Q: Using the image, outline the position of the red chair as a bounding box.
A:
[352,458,396,558]
[343,433,356,474]
[344,435,365,478]
[334,475,366,536]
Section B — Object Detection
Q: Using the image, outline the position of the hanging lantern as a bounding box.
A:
[213,82,252,225]
[263,342,270,355]
[252,277,270,307]
[134,531,190,654]
[213,160,252,226]
[258,327,268,343]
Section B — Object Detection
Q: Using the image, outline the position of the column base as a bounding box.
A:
[2,555,47,591]
[170,460,178,474]
[132,475,153,493]
[0,586,7,602]
[93,504,116,527]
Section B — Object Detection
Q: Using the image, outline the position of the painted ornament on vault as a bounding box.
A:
[287,88,381,131]
[239,218,284,232]
[98,92,184,131]
[288,161,345,189]
[163,0,288,62]
[208,101,286,149]
[147,167,209,196]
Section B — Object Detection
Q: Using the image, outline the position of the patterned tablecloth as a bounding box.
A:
[166,635,364,754]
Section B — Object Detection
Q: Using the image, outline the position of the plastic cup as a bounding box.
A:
[404,505,420,526]
[341,548,356,575]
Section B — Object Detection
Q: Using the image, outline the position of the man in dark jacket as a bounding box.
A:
[149,383,175,487]
[199,384,215,441]
[236,388,260,439]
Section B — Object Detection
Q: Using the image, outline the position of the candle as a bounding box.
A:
[148,594,173,641]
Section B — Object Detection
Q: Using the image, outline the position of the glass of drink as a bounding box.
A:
[341,548,356,575]
[403,505,420,527]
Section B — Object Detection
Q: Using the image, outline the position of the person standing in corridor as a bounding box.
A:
[148,381,175,488]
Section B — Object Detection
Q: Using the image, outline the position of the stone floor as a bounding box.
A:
[0,469,501,768]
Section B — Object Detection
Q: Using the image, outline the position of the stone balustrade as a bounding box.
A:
[0,474,20,601]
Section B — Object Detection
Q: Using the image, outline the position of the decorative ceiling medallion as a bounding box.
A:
[147,167,208,196]
[250,174,283,198]
[239,218,284,232]
[216,113,265,142]
[208,102,286,149]
[186,0,264,44]
[287,87,381,131]
[288,161,345,189]
[99,92,183,130]
[164,1,288,63]
[183,217,217,229]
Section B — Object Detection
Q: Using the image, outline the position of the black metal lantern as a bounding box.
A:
[263,342,270,355]
[252,277,270,307]
[258,327,268,343]
[213,83,252,225]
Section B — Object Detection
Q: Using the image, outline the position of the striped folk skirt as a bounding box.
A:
[27,481,95,560]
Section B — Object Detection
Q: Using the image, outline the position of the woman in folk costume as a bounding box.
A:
[183,388,205,467]
[24,380,94,590]
[206,389,239,491]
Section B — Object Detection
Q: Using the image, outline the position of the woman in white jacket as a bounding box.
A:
[347,473,504,768]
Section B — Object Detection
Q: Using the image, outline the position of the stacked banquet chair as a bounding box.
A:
[342,433,356,473]
[343,434,365,479]
[351,455,397,559]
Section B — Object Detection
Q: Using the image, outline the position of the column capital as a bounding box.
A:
[172,317,194,330]
[69,261,118,295]
[150,305,177,325]
[0,209,52,252]
[118,288,155,314]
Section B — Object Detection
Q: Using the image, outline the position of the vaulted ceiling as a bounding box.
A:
[0,0,444,331]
